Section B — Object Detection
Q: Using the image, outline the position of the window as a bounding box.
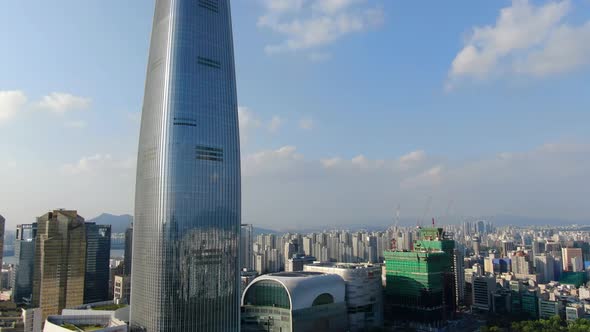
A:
[312,293,334,306]
[173,117,197,127]
[244,280,290,309]
[198,56,221,69]
[199,0,218,13]
[196,145,223,162]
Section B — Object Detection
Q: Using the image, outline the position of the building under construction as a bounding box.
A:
[383,227,456,328]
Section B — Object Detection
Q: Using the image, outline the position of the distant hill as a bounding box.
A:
[88,213,133,233]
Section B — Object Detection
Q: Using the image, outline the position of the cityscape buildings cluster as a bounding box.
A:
[2,0,590,331]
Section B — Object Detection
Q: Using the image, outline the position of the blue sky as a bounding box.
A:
[1,0,590,229]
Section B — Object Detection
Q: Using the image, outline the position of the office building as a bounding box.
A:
[12,223,36,304]
[535,254,555,283]
[0,215,4,265]
[286,255,316,272]
[304,263,383,331]
[84,223,112,304]
[240,224,253,270]
[538,298,561,319]
[511,252,533,275]
[130,0,242,330]
[565,304,585,321]
[241,272,347,332]
[114,275,131,304]
[33,210,86,319]
[472,275,496,312]
[124,223,133,276]
[562,247,583,272]
[0,303,43,332]
[472,236,481,256]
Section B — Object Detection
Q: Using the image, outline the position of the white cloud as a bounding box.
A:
[299,116,314,130]
[0,90,27,124]
[268,115,285,133]
[399,150,426,166]
[64,120,87,129]
[447,0,590,87]
[36,92,91,114]
[515,21,590,76]
[241,141,590,228]
[243,145,304,176]
[321,157,343,168]
[400,165,443,189]
[258,0,384,55]
[61,154,134,175]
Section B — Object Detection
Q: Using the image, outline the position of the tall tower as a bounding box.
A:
[13,223,37,304]
[130,0,241,331]
[84,223,112,303]
[0,215,5,265]
[32,210,86,319]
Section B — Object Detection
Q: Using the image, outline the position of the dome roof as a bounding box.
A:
[242,272,345,311]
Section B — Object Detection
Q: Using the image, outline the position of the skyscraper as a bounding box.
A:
[84,223,112,304]
[12,223,37,304]
[124,223,133,276]
[0,215,5,265]
[32,210,86,319]
[130,0,241,330]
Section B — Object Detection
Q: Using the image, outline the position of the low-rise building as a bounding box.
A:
[241,272,347,332]
[304,262,383,331]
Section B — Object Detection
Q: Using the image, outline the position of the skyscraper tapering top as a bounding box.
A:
[130,0,241,331]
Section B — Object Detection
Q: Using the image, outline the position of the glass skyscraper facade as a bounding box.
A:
[130,0,241,331]
[13,223,37,304]
[84,223,112,304]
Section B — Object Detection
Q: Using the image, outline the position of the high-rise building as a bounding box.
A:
[130,0,241,330]
[472,275,496,312]
[511,252,533,275]
[32,210,86,319]
[240,224,253,270]
[562,247,583,272]
[0,215,5,265]
[383,228,455,326]
[84,223,112,304]
[12,223,36,304]
[535,254,555,283]
[124,223,133,276]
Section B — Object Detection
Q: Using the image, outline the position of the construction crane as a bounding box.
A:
[418,196,432,228]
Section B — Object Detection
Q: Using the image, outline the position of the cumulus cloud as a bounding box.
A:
[242,142,590,228]
[399,150,426,169]
[36,92,91,114]
[0,90,27,124]
[258,0,384,56]
[243,145,304,176]
[447,0,590,88]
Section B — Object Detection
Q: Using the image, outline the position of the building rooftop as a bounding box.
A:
[242,272,345,310]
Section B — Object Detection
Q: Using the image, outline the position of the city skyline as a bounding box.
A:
[2,0,590,229]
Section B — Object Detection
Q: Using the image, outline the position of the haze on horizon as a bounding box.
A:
[1,0,590,230]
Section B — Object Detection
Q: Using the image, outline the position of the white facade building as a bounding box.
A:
[304,262,383,331]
